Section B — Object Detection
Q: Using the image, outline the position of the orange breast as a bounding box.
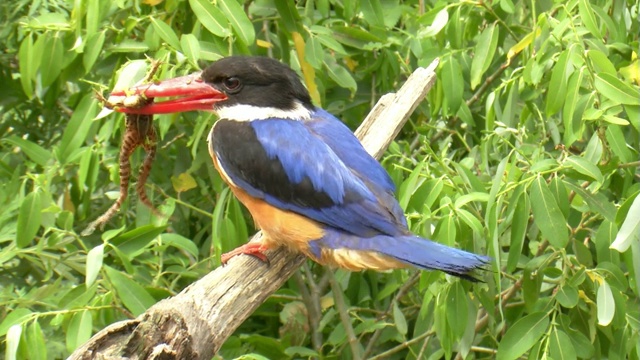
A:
[210,151,324,257]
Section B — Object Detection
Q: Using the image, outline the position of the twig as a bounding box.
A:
[330,272,362,360]
[362,272,420,358]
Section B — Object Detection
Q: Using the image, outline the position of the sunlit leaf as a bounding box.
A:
[610,194,640,252]
[5,325,22,360]
[86,244,104,287]
[596,280,615,326]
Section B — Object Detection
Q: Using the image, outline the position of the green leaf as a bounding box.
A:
[83,30,105,72]
[311,26,347,55]
[110,225,167,259]
[578,0,602,39]
[160,233,199,258]
[180,34,201,65]
[496,312,550,360]
[586,50,616,76]
[4,136,51,166]
[304,36,323,69]
[563,67,585,146]
[284,347,319,357]
[564,156,604,183]
[110,40,150,53]
[66,310,92,353]
[392,302,408,335]
[360,0,384,27]
[446,282,468,339]
[150,17,181,50]
[605,125,633,163]
[441,57,463,114]
[218,0,255,46]
[470,23,499,89]
[456,208,484,236]
[189,0,231,37]
[417,8,449,38]
[507,191,530,272]
[549,327,577,360]
[105,266,156,316]
[18,34,34,97]
[594,73,640,105]
[274,1,301,33]
[530,177,568,248]
[563,181,616,223]
[16,190,42,248]
[86,244,104,287]
[596,280,615,326]
[331,26,383,49]
[26,321,47,360]
[546,47,574,116]
[40,32,64,87]
[324,56,357,92]
[610,194,640,252]
[57,94,97,164]
[0,309,32,337]
[555,284,579,308]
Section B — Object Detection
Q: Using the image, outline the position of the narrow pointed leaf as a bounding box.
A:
[218,0,255,46]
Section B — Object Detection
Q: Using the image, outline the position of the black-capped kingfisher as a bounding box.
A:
[111,56,489,280]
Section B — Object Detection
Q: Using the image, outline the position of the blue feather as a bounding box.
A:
[306,109,396,193]
[312,228,490,280]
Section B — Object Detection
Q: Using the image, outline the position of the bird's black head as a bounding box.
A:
[110,56,314,120]
[202,56,313,114]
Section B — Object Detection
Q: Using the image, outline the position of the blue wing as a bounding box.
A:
[305,109,407,227]
[212,114,406,237]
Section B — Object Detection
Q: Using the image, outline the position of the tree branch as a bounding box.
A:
[69,58,440,360]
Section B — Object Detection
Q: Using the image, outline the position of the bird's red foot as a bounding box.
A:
[221,243,270,264]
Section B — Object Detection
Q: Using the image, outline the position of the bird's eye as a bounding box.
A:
[223,77,241,93]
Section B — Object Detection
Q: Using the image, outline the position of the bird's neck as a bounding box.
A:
[215,101,313,121]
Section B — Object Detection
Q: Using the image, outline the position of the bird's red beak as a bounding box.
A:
[109,72,227,114]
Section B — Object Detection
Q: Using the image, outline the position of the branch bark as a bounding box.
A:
[68,58,440,360]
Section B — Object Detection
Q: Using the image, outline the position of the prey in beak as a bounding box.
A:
[108,72,228,114]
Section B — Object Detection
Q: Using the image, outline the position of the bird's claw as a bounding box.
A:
[221,243,270,265]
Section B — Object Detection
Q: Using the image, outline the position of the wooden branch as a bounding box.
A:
[68,58,440,360]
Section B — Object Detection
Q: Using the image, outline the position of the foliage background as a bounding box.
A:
[1,0,639,359]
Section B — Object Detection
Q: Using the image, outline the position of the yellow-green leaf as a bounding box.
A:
[171,172,198,193]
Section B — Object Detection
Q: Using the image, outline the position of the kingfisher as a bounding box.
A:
[111,56,489,280]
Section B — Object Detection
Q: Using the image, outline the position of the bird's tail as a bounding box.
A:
[315,232,490,281]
